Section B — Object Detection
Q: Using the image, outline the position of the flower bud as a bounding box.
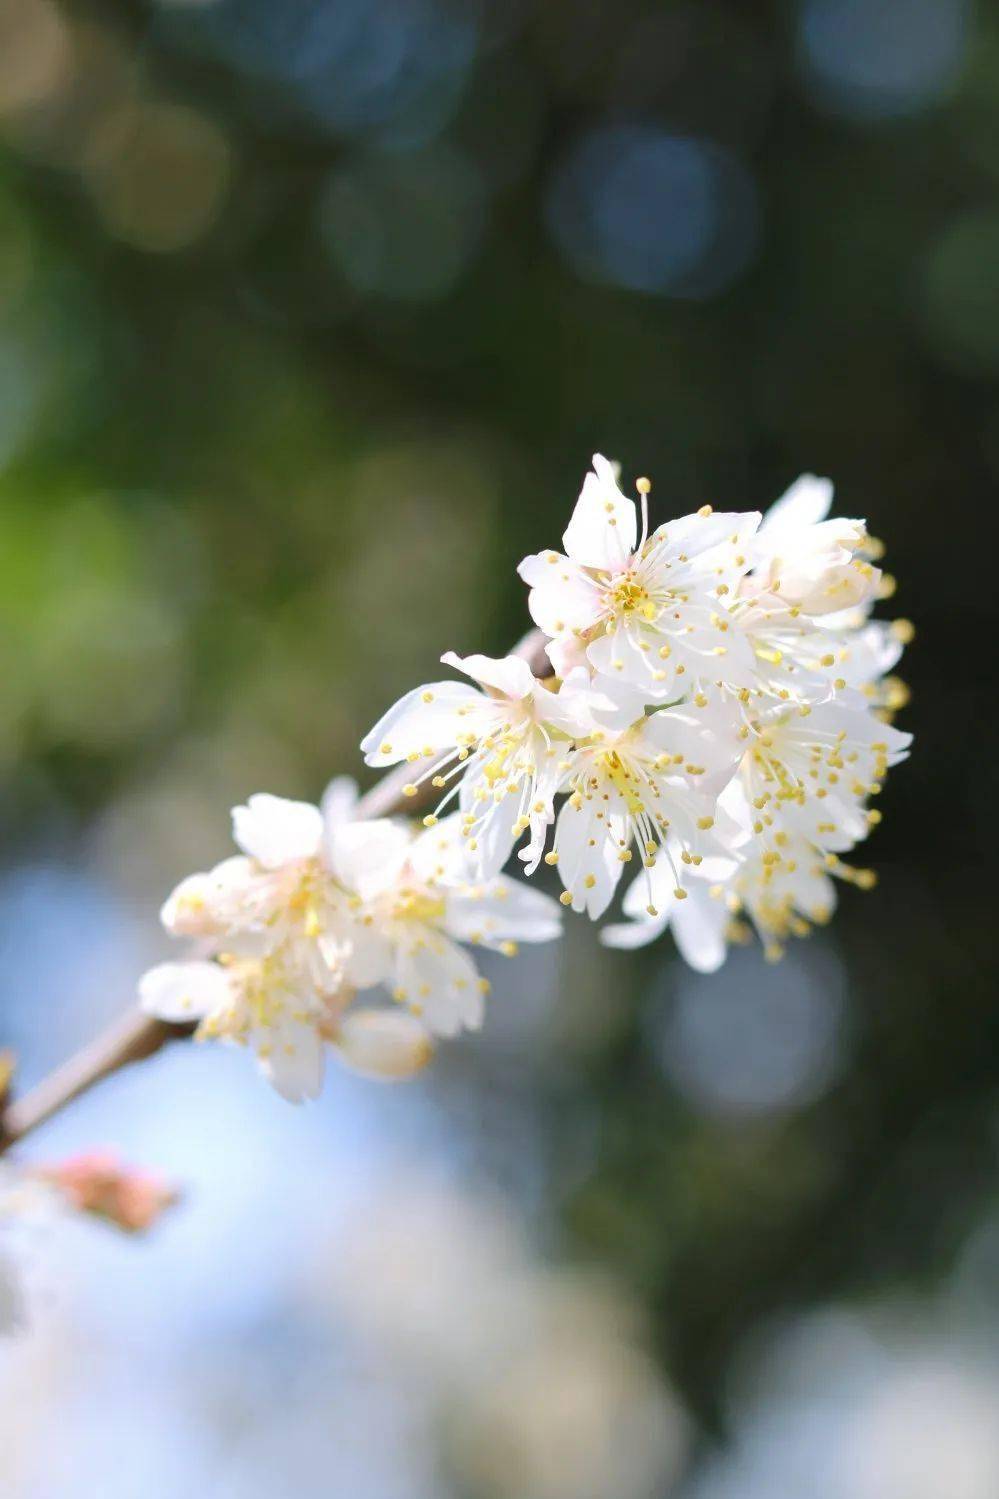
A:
[333,1009,434,1082]
[38,1151,178,1233]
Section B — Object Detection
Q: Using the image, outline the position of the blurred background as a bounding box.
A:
[1,0,996,1493]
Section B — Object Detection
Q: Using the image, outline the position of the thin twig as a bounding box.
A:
[0,628,549,1152]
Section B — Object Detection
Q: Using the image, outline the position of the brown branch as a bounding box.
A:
[0,629,549,1152]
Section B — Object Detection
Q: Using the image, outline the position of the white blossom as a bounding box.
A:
[140,783,562,1093]
[547,696,743,918]
[734,698,911,857]
[747,472,881,616]
[518,454,761,697]
[139,448,915,1076]
[361,651,591,878]
[140,951,333,1102]
[334,813,562,1036]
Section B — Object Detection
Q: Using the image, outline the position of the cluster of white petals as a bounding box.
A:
[140,781,561,1100]
[364,455,912,972]
[140,453,912,1098]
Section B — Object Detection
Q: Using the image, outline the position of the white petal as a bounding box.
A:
[601,908,669,950]
[452,785,519,881]
[407,813,476,885]
[444,877,562,946]
[758,474,834,541]
[532,671,598,736]
[257,1020,325,1103]
[581,674,649,733]
[647,509,760,568]
[326,818,412,898]
[139,961,231,1022]
[232,794,324,868]
[517,551,603,637]
[440,651,537,701]
[342,920,395,989]
[827,620,903,690]
[562,456,637,569]
[334,1009,434,1081]
[671,884,730,973]
[396,935,484,1037]
[555,797,624,919]
[160,856,263,937]
[545,632,591,679]
[639,702,744,798]
[320,776,359,830]
[360,681,486,766]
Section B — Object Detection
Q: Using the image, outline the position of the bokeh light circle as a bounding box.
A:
[319,145,486,301]
[545,124,760,299]
[918,209,999,374]
[655,944,846,1118]
[797,0,970,121]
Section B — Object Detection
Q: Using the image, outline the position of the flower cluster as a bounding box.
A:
[363,456,911,970]
[140,454,911,1098]
[140,780,561,1100]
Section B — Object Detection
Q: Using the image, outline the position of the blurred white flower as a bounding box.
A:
[141,783,562,1093]
[312,1173,690,1499]
[0,1165,63,1338]
[338,812,562,1036]
[691,1307,999,1499]
[140,952,334,1102]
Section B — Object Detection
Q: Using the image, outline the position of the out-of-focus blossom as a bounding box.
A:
[314,1174,690,1499]
[0,1163,62,1337]
[141,781,561,1096]
[691,1305,999,1499]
